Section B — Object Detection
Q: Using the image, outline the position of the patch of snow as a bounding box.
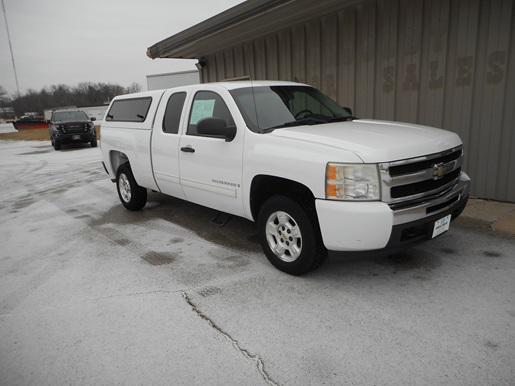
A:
[0,122,17,133]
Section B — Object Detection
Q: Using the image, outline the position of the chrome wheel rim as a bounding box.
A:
[119,173,131,203]
[265,211,302,262]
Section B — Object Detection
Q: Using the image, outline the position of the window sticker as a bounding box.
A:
[190,99,215,124]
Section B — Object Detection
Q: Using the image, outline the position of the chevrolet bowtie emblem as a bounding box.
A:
[433,162,447,179]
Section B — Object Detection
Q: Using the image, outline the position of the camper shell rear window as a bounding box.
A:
[106,97,152,122]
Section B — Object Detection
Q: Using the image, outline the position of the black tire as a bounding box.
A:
[116,164,147,211]
[54,140,61,150]
[257,195,327,275]
[91,138,98,147]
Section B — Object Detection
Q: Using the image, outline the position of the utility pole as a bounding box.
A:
[1,0,20,96]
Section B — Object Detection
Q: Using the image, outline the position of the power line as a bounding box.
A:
[1,0,20,95]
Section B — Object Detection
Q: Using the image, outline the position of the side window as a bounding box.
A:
[106,97,152,122]
[187,91,235,136]
[162,92,186,134]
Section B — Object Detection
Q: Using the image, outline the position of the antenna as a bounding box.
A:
[1,0,20,95]
[247,68,261,133]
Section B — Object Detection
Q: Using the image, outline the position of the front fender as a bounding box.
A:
[242,133,363,220]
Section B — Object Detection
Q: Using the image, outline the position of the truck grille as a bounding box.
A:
[389,149,462,176]
[380,146,463,206]
[62,123,89,134]
[391,168,461,198]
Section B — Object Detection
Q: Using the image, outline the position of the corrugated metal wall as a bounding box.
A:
[200,0,515,202]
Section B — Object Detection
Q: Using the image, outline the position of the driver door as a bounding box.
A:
[179,88,244,216]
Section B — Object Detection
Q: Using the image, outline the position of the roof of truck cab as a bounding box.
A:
[112,81,309,100]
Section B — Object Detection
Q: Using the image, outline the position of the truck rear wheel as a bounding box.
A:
[257,195,326,275]
[116,164,147,211]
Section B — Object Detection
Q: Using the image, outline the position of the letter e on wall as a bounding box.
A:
[486,51,506,85]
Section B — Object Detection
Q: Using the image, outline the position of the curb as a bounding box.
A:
[454,199,515,238]
[454,216,495,233]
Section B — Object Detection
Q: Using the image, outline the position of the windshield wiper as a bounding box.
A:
[262,115,359,133]
[327,116,359,122]
[262,117,329,133]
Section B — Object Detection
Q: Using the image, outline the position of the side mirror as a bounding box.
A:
[197,117,236,142]
[46,119,51,124]
[343,107,353,116]
[90,117,96,122]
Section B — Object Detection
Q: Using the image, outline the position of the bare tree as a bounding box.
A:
[125,82,142,94]
[9,82,140,115]
[0,85,10,106]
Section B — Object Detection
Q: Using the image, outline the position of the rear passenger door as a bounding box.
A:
[178,87,244,216]
[151,89,188,199]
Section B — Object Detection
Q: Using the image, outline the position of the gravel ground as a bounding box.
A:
[0,140,514,385]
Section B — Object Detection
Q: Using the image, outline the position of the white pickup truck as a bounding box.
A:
[101,81,470,275]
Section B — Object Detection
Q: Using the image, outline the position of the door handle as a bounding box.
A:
[181,146,195,153]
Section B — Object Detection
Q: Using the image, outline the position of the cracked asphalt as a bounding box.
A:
[0,140,514,385]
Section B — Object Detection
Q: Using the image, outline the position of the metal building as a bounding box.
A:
[146,70,200,91]
[148,0,515,202]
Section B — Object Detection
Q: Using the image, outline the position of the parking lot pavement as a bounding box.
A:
[0,140,514,386]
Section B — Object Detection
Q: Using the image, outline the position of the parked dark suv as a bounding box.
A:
[49,110,97,150]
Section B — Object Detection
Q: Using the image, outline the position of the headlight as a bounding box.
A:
[325,163,380,201]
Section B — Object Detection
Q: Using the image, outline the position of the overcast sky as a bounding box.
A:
[0,0,244,95]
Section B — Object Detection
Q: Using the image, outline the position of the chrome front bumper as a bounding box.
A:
[392,172,471,225]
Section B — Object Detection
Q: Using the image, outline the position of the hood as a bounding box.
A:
[271,119,462,163]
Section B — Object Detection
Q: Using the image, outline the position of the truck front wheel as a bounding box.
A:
[257,195,327,275]
[116,164,147,211]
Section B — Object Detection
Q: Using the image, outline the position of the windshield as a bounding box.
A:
[229,86,354,132]
[52,111,89,122]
